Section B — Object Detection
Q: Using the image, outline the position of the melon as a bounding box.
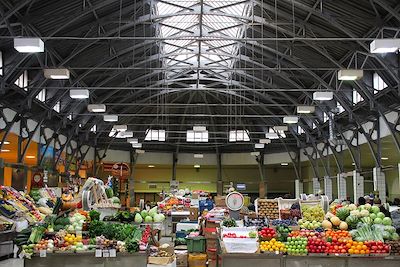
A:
[322,220,332,229]
[345,215,359,229]
[339,221,348,230]
[330,216,341,226]
[336,208,350,221]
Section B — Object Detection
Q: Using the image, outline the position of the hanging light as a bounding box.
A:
[70,89,89,99]
[136,149,145,154]
[281,162,289,166]
[283,116,298,124]
[297,105,315,114]
[370,39,400,53]
[259,139,271,144]
[313,92,333,101]
[103,115,118,122]
[194,154,204,158]
[255,143,265,149]
[87,104,106,112]
[112,125,128,132]
[194,164,201,168]
[273,126,288,131]
[250,151,260,156]
[0,141,10,145]
[127,138,138,144]
[44,68,70,79]
[14,37,44,53]
[193,126,206,131]
[132,143,142,148]
[338,69,363,81]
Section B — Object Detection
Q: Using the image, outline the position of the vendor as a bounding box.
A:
[357,197,366,206]
[373,198,391,217]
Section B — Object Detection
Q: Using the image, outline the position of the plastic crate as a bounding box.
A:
[176,230,188,239]
[186,236,206,253]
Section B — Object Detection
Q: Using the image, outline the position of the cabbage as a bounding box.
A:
[145,216,153,223]
[148,206,158,218]
[134,213,143,224]
[141,210,148,218]
[153,213,165,222]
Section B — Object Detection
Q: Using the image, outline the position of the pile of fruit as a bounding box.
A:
[280,202,302,220]
[271,219,297,227]
[285,236,308,255]
[299,204,325,229]
[257,199,279,219]
[307,237,327,254]
[385,240,400,255]
[260,238,286,253]
[275,225,291,242]
[258,227,276,240]
[347,240,370,255]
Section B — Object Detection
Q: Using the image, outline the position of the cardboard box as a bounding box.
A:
[189,207,199,221]
[206,239,217,250]
[148,256,176,265]
[214,196,226,207]
[188,253,207,267]
[206,248,217,260]
[205,220,220,228]
[148,259,177,267]
[203,228,218,239]
[175,250,188,267]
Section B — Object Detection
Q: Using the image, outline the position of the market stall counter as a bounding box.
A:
[24,251,147,267]
[219,253,400,267]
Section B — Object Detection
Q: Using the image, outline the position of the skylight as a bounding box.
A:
[145,129,166,141]
[352,89,364,105]
[155,0,252,83]
[187,130,209,142]
[53,101,60,113]
[36,89,46,102]
[297,125,305,135]
[265,128,286,139]
[15,70,28,91]
[229,130,250,142]
[373,72,388,93]
[90,124,97,133]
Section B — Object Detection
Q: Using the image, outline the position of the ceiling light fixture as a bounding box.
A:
[194,154,204,158]
[0,141,10,145]
[193,126,206,131]
[370,39,400,53]
[297,105,315,114]
[265,132,279,139]
[0,149,10,152]
[259,139,271,144]
[381,157,389,160]
[14,37,44,53]
[113,125,128,132]
[103,115,118,122]
[44,68,70,79]
[273,126,288,132]
[148,165,155,168]
[255,143,265,149]
[194,164,201,168]
[26,155,36,159]
[250,151,260,156]
[132,143,142,148]
[70,89,89,99]
[127,138,139,144]
[338,69,363,81]
[281,162,289,166]
[87,104,106,113]
[283,116,299,124]
[313,91,333,101]
[136,149,145,154]
[120,131,133,138]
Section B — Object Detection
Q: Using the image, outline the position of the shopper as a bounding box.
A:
[373,198,391,218]
[357,197,366,206]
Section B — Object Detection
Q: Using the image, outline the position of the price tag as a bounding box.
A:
[275,251,279,255]
[109,249,116,258]
[18,252,25,259]
[103,250,110,258]
[95,249,102,257]
[40,250,47,258]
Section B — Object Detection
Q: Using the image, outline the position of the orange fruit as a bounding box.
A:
[354,249,360,254]
[348,249,354,254]
[360,250,365,254]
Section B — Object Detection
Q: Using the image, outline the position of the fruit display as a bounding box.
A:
[222,218,237,227]
[285,236,308,255]
[325,238,348,254]
[364,240,390,254]
[275,225,291,242]
[244,218,268,227]
[347,240,370,255]
[386,240,400,255]
[270,219,297,227]
[260,238,286,253]
[300,204,325,223]
[298,218,322,230]
[258,227,276,240]
[257,199,279,219]
[279,201,302,220]
[307,237,327,254]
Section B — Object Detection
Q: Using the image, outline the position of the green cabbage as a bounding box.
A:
[141,210,148,218]
[134,213,143,224]
[148,206,158,218]
[153,213,165,222]
[145,216,153,223]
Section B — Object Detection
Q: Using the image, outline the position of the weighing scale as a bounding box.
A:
[225,191,244,220]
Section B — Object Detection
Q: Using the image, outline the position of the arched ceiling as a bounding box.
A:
[0,0,399,154]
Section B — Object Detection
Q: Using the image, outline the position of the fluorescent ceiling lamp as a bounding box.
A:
[283,116,299,124]
[229,130,250,142]
[26,155,35,159]
[127,138,139,144]
[0,149,10,152]
[281,162,289,166]
[370,39,400,53]
[87,104,106,113]
[148,165,155,168]
[259,139,271,144]
[14,37,44,53]
[113,125,128,132]
[265,132,279,139]
[194,154,204,158]
[132,143,142,148]
[255,143,265,149]
[193,126,206,131]
[250,151,260,156]
[381,157,389,160]
[297,105,315,114]
[187,130,208,142]
[136,149,145,154]
[273,126,288,132]
[44,68,70,79]
[338,69,363,81]
[0,141,10,145]
[313,91,333,101]
[194,164,201,168]
[120,131,133,138]
[70,89,89,99]
[103,115,118,122]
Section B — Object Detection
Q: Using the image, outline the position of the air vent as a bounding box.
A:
[148,184,157,189]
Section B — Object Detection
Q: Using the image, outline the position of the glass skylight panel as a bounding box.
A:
[90,124,97,133]
[187,130,208,142]
[36,89,46,102]
[15,70,28,91]
[373,72,388,93]
[323,113,329,123]
[352,89,364,105]
[337,102,345,113]
[229,130,250,142]
[0,51,3,75]
[298,125,305,135]
[145,129,166,141]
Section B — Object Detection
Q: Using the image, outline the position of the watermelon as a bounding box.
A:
[345,215,359,229]
[336,207,350,221]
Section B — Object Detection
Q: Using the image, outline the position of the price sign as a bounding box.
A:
[109,249,116,258]
[103,250,110,258]
[40,250,47,258]
[95,249,102,257]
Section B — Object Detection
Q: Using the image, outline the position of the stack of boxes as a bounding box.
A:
[204,218,220,267]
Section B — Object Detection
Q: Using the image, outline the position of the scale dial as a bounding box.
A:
[225,192,244,211]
